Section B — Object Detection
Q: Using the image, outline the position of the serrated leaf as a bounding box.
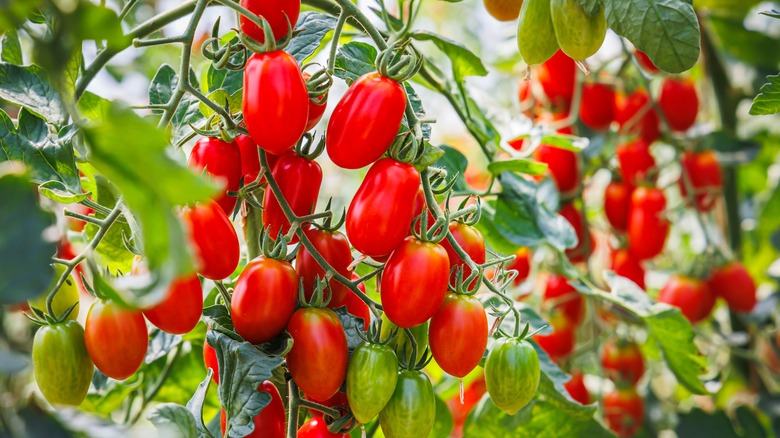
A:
[488,159,548,176]
[334,42,378,84]
[0,63,67,126]
[38,180,90,204]
[148,403,198,438]
[286,12,338,63]
[750,74,780,116]
[411,31,488,82]
[603,0,700,73]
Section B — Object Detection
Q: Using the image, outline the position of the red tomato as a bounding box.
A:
[429,294,488,378]
[615,89,660,144]
[564,371,590,405]
[635,50,659,74]
[244,50,308,155]
[326,72,406,169]
[579,83,615,131]
[611,248,645,290]
[143,275,202,335]
[296,226,352,307]
[189,137,242,215]
[616,139,655,188]
[181,201,240,280]
[658,275,714,323]
[604,387,644,438]
[659,77,698,132]
[601,338,645,386]
[381,237,450,328]
[239,0,300,44]
[543,274,583,327]
[84,300,148,380]
[448,375,486,433]
[203,336,219,384]
[236,134,278,184]
[232,257,297,344]
[537,50,576,107]
[708,261,757,313]
[679,151,723,212]
[262,151,322,241]
[220,381,286,438]
[627,187,668,261]
[534,145,581,195]
[346,159,420,258]
[345,275,371,331]
[534,325,575,362]
[439,222,486,287]
[297,417,348,438]
[605,180,632,232]
[286,307,349,402]
[303,73,328,132]
[509,247,532,286]
[559,203,592,264]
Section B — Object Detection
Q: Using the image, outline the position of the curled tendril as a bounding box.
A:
[453,197,482,227]
[302,63,333,101]
[376,39,423,83]
[411,208,447,244]
[238,12,295,54]
[448,265,483,296]
[316,198,346,232]
[388,130,422,164]
[258,226,289,261]
[298,275,332,308]
[294,133,325,160]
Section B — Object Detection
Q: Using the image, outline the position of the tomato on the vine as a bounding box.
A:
[297,417,348,438]
[535,325,575,362]
[580,83,615,131]
[296,226,351,307]
[509,247,532,286]
[604,387,645,438]
[534,145,581,195]
[439,222,486,287]
[544,274,583,327]
[635,50,659,74]
[659,77,699,132]
[429,294,488,378]
[33,321,93,406]
[236,134,278,185]
[708,261,757,314]
[679,150,722,212]
[347,342,399,424]
[188,136,242,215]
[537,50,576,106]
[658,275,714,323]
[627,187,668,261]
[326,72,406,169]
[220,381,286,438]
[262,151,322,241]
[84,300,148,380]
[381,237,450,328]
[485,338,540,415]
[564,371,590,405]
[601,338,645,386]
[244,50,308,155]
[380,315,430,364]
[604,180,632,232]
[484,0,522,21]
[303,72,328,132]
[203,336,219,384]
[143,274,202,335]
[611,247,646,289]
[238,0,300,44]
[559,203,592,264]
[181,201,240,280]
[232,256,298,344]
[615,89,660,144]
[616,139,655,188]
[379,370,436,438]
[286,307,349,402]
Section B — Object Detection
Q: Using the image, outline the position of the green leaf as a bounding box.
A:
[463,395,533,437]
[414,143,445,171]
[38,180,90,204]
[334,42,378,84]
[0,63,67,126]
[186,372,216,438]
[488,159,548,176]
[432,146,468,192]
[411,31,488,82]
[512,399,612,437]
[149,65,204,145]
[72,2,129,50]
[532,342,597,419]
[199,89,241,118]
[750,74,780,116]
[148,403,198,438]
[577,0,602,16]
[0,163,56,304]
[1,29,22,65]
[287,12,338,63]
[334,306,367,353]
[78,91,111,122]
[83,174,134,274]
[603,0,700,73]
[708,15,780,69]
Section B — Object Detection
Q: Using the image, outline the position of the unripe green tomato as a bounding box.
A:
[33,320,94,406]
[379,370,436,438]
[484,338,540,415]
[28,265,80,320]
[517,0,559,65]
[380,314,429,364]
[346,342,399,423]
[550,0,607,61]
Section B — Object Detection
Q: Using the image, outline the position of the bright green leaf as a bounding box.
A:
[1,30,22,65]
[38,180,90,204]
[750,74,780,116]
[488,159,548,176]
[411,31,488,82]
[148,403,198,438]
[334,42,378,84]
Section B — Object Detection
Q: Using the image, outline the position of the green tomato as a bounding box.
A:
[379,370,436,438]
[33,320,94,406]
[29,264,80,321]
[484,338,540,415]
[517,0,559,65]
[550,0,607,61]
[380,313,429,364]
[346,342,399,423]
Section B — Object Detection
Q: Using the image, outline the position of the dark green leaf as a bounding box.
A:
[488,159,548,176]
[287,12,338,63]
[148,403,198,438]
[411,31,488,81]
[675,408,741,438]
[334,306,367,353]
[146,330,183,365]
[577,0,602,16]
[334,42,378,84]
[432,145,468,192]
[186,372,217,438]
[1,29,22,65]
[414,143,445,171]
[750,74,780,116]
[0,63,67,126]
[149,65,204,145]
[203,304,241,340]
[707,15,780,69]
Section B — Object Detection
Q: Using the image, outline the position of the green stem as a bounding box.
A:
[287,380,300,438]
[128,345,182,424]
[245,202,263,260]
[327,10,349,75]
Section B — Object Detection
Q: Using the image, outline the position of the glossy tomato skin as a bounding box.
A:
[203,336,219,384]
[429,294,488,378]
[564,371,590,405]
[708,261,757,313]
[84,300,148,380]
[616,89,660,144]
[237,134,264,184]
[287,307,349,402]
[559,203,592,264]
[535,325,575,362]
[189,137,242,215]
[635,50,659,74]
[244,51,308,155]
[143,275,202,335]
[680,151,723,212]
[33,321,93,406]
[220,381,286,438]
[601,339,645,386]
[347,159,420,258]
[616,139,655,188]
[326,72,406,169]
[232,257,297,344]
[658,275,714,323]
[611,248,645,290]
[297,226,351,307]
[485,338,540,415]
[239,0,300,43]
[182,201,240,280]
[346,342,399,424]
[262,151,322,240]
[627,187,668,261]
[538,50,576,106]
[604,387,645,438]
[381,237,450,328]
[297,417,348,438]
[534,145,581,195]
[379,370,436,438]
[439,222,486,287]
[580,83,615,131]
[345,275,371,330]
[544,274,583,327]
[605,180,632,232]
[509,247,532,286]
[659,77,698,132]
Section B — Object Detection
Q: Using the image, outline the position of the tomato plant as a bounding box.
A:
[32,321,93,406]
[142,274,203,335]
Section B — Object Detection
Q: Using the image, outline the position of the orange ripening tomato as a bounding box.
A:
[484,0,523,21]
